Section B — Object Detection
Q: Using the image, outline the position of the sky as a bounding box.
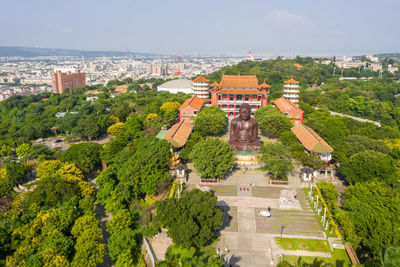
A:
[1,0,399,56]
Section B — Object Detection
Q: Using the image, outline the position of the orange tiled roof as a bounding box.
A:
[220,74,259,88]
[192,75,209,83]
[259,81,271,88]
[294,63,304,69]
[173,71,182,75]
[291,124,333,153]
[164,121,194,148]
[210,81,219,87]
[180,96,204,111]
[216,88,265,95]
[273,97,303,113]
[284,76,300,84]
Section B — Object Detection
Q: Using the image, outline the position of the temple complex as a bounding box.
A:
[210,74,270,116]
[283,77,300,105]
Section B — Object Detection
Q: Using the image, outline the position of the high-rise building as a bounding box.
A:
[52,70,86,94]
[283,77,300,105]
[210,74,270,116]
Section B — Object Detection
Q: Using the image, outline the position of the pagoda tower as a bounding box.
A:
[191,75,210,99]
[283,76,300,105]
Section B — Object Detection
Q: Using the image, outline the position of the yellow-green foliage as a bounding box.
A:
[160,102,181,111]
[36,160,95,197]
[146,113,159,121]
[107,122,126,136]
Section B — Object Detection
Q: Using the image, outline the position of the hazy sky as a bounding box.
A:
[1,0,399,56]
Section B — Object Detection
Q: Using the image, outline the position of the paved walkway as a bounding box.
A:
[187,165,333,266]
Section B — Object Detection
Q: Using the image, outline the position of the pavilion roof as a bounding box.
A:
[259,81,271,88]
[220,74,259,88]
[180,96,203,111]
[210,81,219,87]
[164,121,194,148]
[192,75,209,83]
[284,76,300,84]
[291,124,333,153]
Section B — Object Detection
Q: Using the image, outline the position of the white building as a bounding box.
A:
[157,79,192,94]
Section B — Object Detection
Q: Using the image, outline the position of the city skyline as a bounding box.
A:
[1,0,399,56]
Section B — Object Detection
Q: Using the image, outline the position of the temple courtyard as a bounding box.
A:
[187,166,345,267]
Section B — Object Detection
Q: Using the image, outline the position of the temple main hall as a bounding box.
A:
[210,74,270,116]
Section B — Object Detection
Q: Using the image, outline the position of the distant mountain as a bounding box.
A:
[0,46,155,58]
[374,53,400,59]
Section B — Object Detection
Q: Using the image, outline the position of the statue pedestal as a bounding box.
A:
[233,151,261,167]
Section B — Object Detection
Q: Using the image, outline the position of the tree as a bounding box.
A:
[254,105,293,138]
[156,189,223,248]
[16,143,31,160]
[260,142,294,179]
[384,247,400,267]
[108,228,137,262]
[72,226,105,267]
[114,137,170,202]
[190,139,234,179]
[101,135,129,164]
[179,132,203,162]
[339,150,398,185]
[341,181,400,259]
[194,106,227,136]
[159,102,180,111]
[0,144,12,158]
[72,115,101,140]
[125,114,143,139]
[61,142,102,174]
[107,122,126,136]
[30,143,54,161]
[317,181,338,212]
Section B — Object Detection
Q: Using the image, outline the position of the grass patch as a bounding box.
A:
[159,240,221,263]
[276,237,330,252]
[282,249,351,267]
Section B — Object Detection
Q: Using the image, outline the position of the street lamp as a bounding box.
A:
[280,224,285,238]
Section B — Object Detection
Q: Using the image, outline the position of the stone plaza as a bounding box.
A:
[187,166,331,267]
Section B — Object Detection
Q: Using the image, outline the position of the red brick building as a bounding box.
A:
[210,74,270,116]
[178,96,204,123]
[273,97,304,125]
[52,70,86,94]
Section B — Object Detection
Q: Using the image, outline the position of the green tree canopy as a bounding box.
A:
[338,150,398,185]
[194,106,227,136]
[341,181,400,260]
[254,105,293,138]
[156,189,223,248]
[190,139,234,179]
[260,142,294,179]
[61,142,102,174]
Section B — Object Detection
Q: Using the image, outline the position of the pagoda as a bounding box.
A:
[283,76,300,105]
[191,75,210,99]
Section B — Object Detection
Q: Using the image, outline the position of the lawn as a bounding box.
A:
[283,249,351,267]
[276,237,330,252]
[163,239,220,261]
